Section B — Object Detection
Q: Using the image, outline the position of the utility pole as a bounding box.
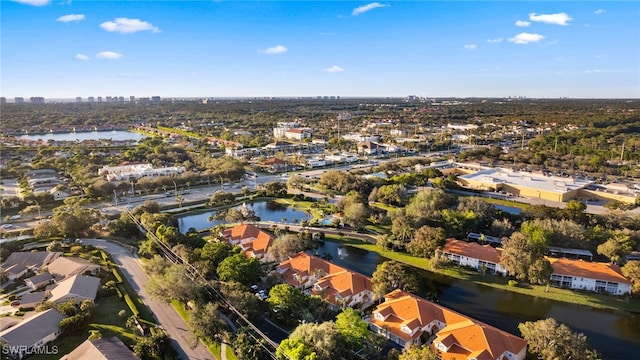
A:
[620,142,625,162]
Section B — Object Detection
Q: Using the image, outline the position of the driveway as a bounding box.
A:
[83,239,214,360]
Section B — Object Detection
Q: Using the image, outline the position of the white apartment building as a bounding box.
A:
[98,163,185,181]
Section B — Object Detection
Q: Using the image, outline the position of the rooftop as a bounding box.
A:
[0,308,64,347]
[460,167,593,194]
[548,257,631,284]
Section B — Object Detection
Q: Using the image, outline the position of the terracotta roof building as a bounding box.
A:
[441,239,507,276]
[371,289,527,359]
[221,224,275,261]
[276,252,378,309]
[548,257,632,295]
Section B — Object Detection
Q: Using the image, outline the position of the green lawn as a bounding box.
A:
[30,295,137,360]
[324,235,640,313]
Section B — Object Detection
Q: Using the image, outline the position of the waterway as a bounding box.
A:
[19,130,146,142]
[310,241,640,359]
[177,200,311,232]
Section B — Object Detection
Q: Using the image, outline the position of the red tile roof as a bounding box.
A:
[277,252,345,287]
[434,319,526,360]
[547,257,631,284]
[371,289,468,343]
[441,239,502,264]
[372,289,526,358]
[221,224,274,259]
[312,270,373,306]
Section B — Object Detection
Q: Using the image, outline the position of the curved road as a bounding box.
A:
[83,239,214,360]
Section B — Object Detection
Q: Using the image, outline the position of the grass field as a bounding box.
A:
[30,295,137,360]
[324,234,640,313]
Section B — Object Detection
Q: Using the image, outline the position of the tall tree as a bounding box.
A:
[371,261,420,297]
[267,284,307,326]
[187,302,227,343]
[217,253,263,285]
[335,308,369,349]
[597,230,634,265]
[500,232,551,284]
[518,318,600,360]
[406,225,446,258]
[621,260,640,295]
[399,345,441,360]
[287,321,352,360]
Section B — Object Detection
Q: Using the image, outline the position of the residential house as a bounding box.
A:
[276,252,377,309]
[220,224,275,261]
[60,337,140,360]
[433,319,527,360]
[19,291,47,309]
[261,157,289,173]
[440,239,507,276]
[47,275,101,305]
[276,252,345,291]
[45,256,101,280]
[311,269,376,310]
[0,308,65,360]
[548,257,632,295]
[370,290,527,360]
[370,289,468,347]
[25,273,54,291]
[1,252,63,280]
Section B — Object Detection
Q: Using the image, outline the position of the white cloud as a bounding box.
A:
[352,2,388,16]
[515,20,531,27]
[11,0,50,6]
[529,12,573,26]
[258,45,288,55]
[74,53,89,61]
[100,18,160,34]
[96,51,123,59]
[56,14,85,23]
[464,44,477,50]
[325,65,345,73]
[585,69,609,74]
[594,9,606,15]
[487,38,503,43]
[508,32,545,44]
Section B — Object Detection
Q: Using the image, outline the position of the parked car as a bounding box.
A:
[10,300,20,307]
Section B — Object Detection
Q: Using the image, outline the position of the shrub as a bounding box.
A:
[508,280,518,287]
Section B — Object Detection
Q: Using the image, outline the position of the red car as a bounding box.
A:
[10,300,20,307]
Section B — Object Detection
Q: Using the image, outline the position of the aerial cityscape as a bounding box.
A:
[1,1,640,360]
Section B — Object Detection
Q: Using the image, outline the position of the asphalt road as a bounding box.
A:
[83,239,214,360]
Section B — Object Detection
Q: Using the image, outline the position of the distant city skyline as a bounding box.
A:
[2,1,639,99]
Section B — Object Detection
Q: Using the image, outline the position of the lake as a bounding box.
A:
[19,130,146,142]
[310,240,640,359]
[178,200,311,232]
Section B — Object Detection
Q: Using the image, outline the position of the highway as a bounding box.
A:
[82,239,214,360]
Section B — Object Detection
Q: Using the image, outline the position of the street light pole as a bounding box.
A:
[219,176,224,191]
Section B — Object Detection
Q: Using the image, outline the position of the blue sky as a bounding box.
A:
[2,1,639,99]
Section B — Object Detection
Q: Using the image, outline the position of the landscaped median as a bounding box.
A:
[323,234,640,313]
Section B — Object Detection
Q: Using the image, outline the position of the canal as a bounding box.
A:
[177,203,640,358]
[310,241,640,359]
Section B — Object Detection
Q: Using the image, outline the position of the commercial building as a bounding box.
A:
[98,163,185,182]
[458,167,593,202]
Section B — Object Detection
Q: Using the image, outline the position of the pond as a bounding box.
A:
[494,204,523,215]
[178,200,312,232]
[310,240,640,359]
[19,130,146,142]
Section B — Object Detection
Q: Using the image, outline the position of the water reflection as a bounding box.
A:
[310,241,640,359]
[178,200,311,232]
